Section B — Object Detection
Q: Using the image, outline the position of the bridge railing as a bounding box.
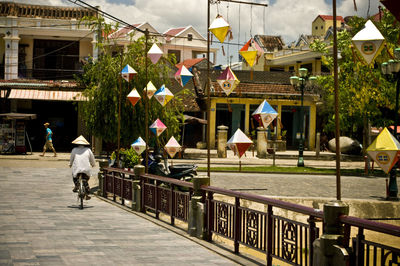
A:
[100,167,400,265]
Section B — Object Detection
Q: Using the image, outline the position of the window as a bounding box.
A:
[33,39,79,79]
[188,34,193,41]
[321,26,323,29]
[168,49,181,63]
[315,26,318,30]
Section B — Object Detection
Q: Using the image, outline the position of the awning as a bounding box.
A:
[0,113,37,120]
[7,89,86,101]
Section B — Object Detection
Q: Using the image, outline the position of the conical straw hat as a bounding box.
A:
[72,135,90,145]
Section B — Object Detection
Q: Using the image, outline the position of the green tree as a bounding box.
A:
[310,9,399,148]
[76,18,188,149]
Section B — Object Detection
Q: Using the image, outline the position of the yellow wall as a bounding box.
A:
[312,17,342,37]
[209,97,317,151]
[79,40,92,59]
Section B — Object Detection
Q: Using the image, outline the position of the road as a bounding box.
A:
[209,172,392,200]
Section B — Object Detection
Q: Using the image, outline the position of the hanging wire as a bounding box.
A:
[238,4,241,48]
[263,5,266,35]
[227,3,230,66]
[250,5,253,38]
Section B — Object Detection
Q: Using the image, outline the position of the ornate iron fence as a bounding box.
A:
[101,168,400,265]
[342,216,400,266]
[204,186,321,265]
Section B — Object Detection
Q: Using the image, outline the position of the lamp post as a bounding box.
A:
[381,47,400,201]
[290,68,316,167]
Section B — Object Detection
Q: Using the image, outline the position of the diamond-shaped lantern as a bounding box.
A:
[175,65,193,87]
[145,81,157,99]
[120,64,137,82]
[154,85,174,107]
[217,67,240,96]
[367,127,400,174]
[147,43,163,64]
[252,99,278,128]
[227,128,253,159]
[127,88,141,107]
[131,137,146,155]
[149,119,167,137]
[240,38,264,67]
[352,20,385,65]
[209,15,230,43]
[164,136,181,158]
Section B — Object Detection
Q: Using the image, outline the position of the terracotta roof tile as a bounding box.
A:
[176,58,207,69]
[317,15,344,22]
[164,27,186,41]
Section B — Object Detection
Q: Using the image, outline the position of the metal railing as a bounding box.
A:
[101,167,400,265]
[18,69,83,80]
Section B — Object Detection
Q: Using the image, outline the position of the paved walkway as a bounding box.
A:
[0,149,366,170]
[0,166,239,265]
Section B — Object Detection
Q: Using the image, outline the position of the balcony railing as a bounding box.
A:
[17,68,83,80]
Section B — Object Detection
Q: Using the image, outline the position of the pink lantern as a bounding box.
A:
[149,119,167,137]
[164,136,181,158]
[147,43,163,64]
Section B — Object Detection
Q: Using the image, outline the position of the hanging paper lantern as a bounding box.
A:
[227,129,253,158]
[217,67,240,96]
[145,81,157,99]
[147,43,163,64]
[252,99,278,128]
[149,119,167,137]
[154,84,174,106]
[175,65,193,87]
[367,127,400,174]
[352,20,385,65]
[127,88,141,107]
[240,38,264,67]
[120,64,137,82]
[209,15,230,43]
[164,136,181,158]
[131,137,146,155]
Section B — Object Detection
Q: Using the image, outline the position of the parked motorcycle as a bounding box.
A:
[143,152,197,182]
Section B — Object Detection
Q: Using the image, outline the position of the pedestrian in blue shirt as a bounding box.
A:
[40,122,57,157]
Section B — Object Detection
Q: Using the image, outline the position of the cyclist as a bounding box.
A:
[69,135,96,200]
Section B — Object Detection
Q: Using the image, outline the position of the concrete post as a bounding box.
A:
[313,201,350,266]
[188,175,210,239]
[257,127,268,159]
[316,132,320,157]
[132,165,145,211]
[217,125,228,158]
[4,17,20,80]
[97,159,108,197]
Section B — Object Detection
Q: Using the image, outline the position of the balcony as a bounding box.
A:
[17,68,83,80]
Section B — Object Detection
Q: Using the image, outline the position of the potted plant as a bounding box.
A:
[110,148,140,169]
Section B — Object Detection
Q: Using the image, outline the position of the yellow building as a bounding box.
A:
[191,69,320,151]
[312,15,344,37]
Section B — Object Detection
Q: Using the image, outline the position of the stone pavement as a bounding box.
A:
[0,166,243,265]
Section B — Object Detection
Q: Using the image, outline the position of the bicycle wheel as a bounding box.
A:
[78,174,85,209]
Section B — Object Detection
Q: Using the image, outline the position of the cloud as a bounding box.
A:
[7,0,381,64]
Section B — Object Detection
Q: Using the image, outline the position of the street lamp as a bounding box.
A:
[381,47,400,200]
[290,68,316,167]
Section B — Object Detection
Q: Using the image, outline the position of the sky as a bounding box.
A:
[5,0,381,65]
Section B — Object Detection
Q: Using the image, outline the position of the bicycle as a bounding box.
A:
[76,173,88,210]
